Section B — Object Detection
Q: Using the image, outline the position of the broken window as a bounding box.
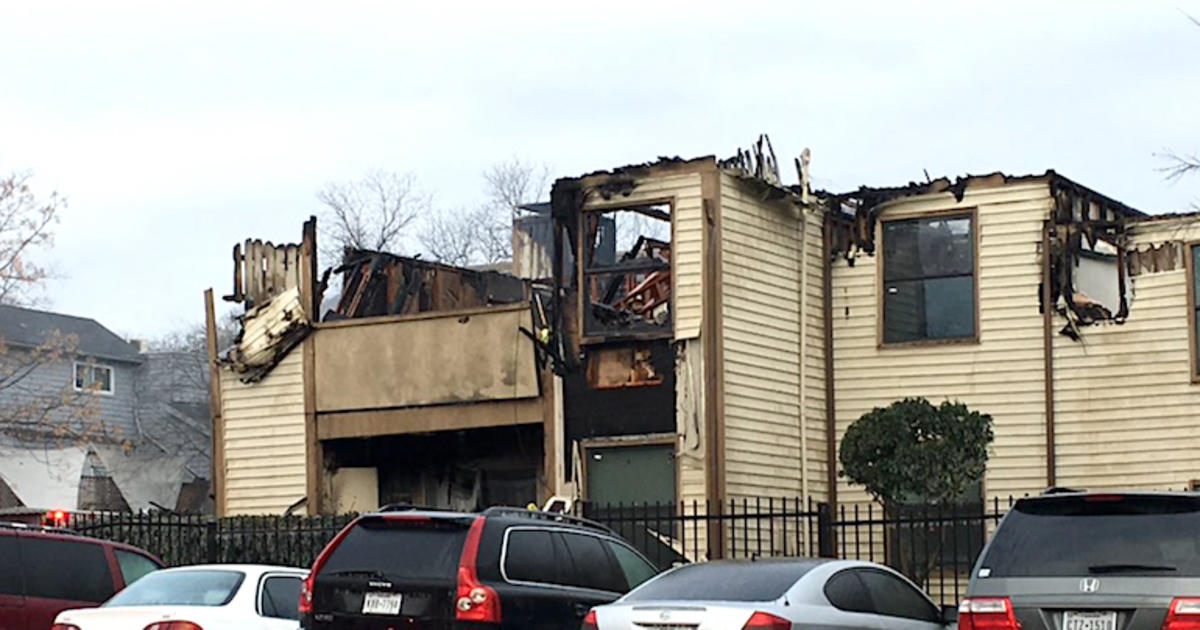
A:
[1070,240,1127,322]
[581,204,672,339]
[585,344,664,389]
[882,213,976,344]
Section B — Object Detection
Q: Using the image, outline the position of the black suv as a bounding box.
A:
[299,506,660,630]
[962,491,1200,630]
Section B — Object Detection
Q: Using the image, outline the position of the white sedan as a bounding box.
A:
[53,564,307,630]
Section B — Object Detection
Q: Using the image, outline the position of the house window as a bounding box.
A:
[580,203,672,340]
[881,213,977,344]
[74,362,114,394]
[1192,244,1200,382]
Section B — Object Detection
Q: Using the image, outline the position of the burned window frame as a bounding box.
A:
[878,208,980,348]
[577,199,675,344]
[1188,243,1200,384]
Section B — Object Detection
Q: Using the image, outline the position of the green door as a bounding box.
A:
[586,444,676,506]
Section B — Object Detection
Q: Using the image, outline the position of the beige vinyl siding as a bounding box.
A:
[803,208,829,503]
[583,172,704,340]
[719,173,806,501]
[1051,218,1200,491]
[831,182,1053,510]
[219,350,307,515]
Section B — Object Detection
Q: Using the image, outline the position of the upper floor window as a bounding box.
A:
[74,361,114,394]
[881,212,977,345]
[1191,244,1200,382]
[580,202,673,341]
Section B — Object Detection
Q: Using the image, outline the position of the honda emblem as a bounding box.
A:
[1080,578,1101,593]
[659,611,672,621]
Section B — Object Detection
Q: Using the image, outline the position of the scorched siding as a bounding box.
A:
[220,350,307,515]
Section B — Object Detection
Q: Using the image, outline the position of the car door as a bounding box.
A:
[258,572,305,630]
[824,568,882,630]
[19,534,117,630]
[857,568,945,630]
[0,533,26,630]
[555,532,628,627]
[499,528,583,630]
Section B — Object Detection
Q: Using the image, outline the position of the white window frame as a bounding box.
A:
[73,361,115,396]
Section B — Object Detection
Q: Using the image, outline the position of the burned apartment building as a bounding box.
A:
[209,140,1200,557]
[206,218,554,516]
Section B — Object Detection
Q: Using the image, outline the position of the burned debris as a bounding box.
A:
[328,250,526,320]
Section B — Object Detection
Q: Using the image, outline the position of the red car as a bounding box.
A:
[0,521,163,630]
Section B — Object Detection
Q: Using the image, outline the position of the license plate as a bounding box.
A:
[1064,611,1117,630]
[361,592,403,615]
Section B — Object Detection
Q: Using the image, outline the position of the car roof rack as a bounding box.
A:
[378,503,460,513]
[1041,486,1087,495]
[480,506,614,535]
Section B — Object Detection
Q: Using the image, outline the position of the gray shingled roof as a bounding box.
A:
[0,304,141,363]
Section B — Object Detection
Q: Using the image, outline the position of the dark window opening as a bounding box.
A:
[582,205,672,339]
[882,214,975,344]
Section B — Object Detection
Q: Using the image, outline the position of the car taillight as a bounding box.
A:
[1162,598,1200,630]
[455,516,501,623]
[142,622,204,630]
[743,611,791,629]
[581,609,599,630]
[960,597,1020,630]
[298,517,359,615]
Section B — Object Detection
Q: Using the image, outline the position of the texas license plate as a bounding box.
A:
[1064,611,1116,630]
[361,592,403,615]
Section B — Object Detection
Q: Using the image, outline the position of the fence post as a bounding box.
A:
[817,502,836,558]
[205,520,219,564]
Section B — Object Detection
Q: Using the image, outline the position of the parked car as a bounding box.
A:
[52,564,307,630]
[300,506,659,630]
[962,490,1200,630]
[0,521,162,630]
[585,557,953,630]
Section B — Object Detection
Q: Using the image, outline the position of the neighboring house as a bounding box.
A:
[0,304,211,513]
[211,142,1200,549]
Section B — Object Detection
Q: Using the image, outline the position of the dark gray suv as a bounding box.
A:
[962,491,1200,630]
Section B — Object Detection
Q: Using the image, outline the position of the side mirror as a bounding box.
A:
[942,604,959,626]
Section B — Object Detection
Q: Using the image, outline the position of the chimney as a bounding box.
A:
[129,338,150,354]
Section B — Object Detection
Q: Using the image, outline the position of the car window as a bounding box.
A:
[824,569,873,613]
[604,540,657,589]
[859,569,938,622]
[260,575,303,620]
[980,495,1200,576]
[504,529,559,585]
[115,550,160,587]
[558,532,625,593]
[105,570,245,607]
[625,561,814,602]
[21,537,115,602]
[319,517,469,581]
[0,535,22,596]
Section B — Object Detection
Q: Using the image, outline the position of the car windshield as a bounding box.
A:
[980,495,1200,577]
[104,570,246,607]
[622,561,814,602]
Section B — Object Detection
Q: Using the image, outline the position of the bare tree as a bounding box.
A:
[316,170,430,264]
[1162,150,1200,184]
[1,171,61,306]
[421,158,551,267]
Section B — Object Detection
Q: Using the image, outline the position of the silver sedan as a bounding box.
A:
[584,558,954,630]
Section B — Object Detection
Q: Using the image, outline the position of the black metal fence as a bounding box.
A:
[66,512,356,568]
[61,496,1014,606]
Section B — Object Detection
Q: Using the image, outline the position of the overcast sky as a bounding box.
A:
[2,1,1199,338]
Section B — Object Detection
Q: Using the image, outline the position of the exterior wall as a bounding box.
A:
[802,207,829,504]
[1051,218,1200,491]
[830,182,1054,508]
[219,350,307,515]
[582,171,705,340]
[312,306,539,413]
[718,173,807,500]
[0,353,139,442]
